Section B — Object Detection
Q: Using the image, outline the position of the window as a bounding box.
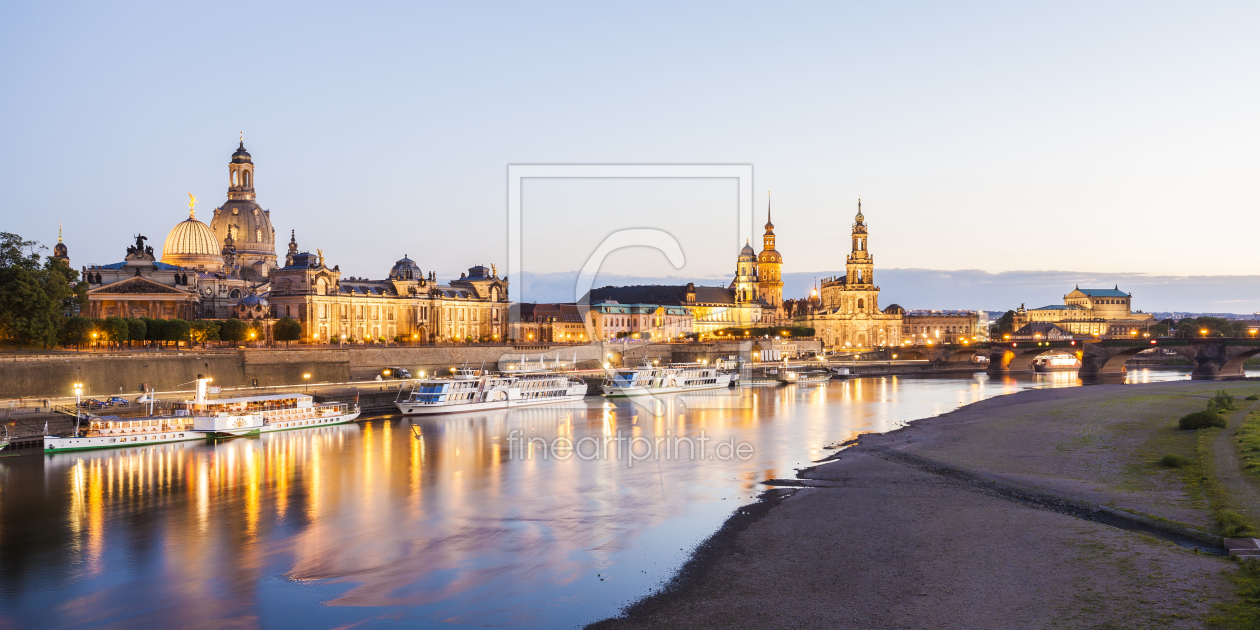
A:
[256,229,262,242]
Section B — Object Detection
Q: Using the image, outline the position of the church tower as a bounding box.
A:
[732,240,759,304]
[52,223,70,266]
[210,135,277,280]
[840,199,879,315]
[756,195,783,309]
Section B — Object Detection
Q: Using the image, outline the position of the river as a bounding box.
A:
[0,368,1226,628]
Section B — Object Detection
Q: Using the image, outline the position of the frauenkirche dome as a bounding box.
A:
[162,201,224,271]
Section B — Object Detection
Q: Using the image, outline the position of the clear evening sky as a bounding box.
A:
[2,3,1257,311]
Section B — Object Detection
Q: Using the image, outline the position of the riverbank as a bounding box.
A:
[590,380,1260,629]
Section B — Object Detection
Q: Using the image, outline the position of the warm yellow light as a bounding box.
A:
[303,373,310,379]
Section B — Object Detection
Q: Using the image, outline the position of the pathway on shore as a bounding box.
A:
[1212,401,1260,522]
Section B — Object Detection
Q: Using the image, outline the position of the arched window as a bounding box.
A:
[232,169,238,187]
[243,170,251,188]
[857,298,865,310]
[256,229,262,242]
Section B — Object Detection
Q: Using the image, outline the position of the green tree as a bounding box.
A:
[991,310,1017,339]
[164,319,191,346]
[273,317,302,348]
[0,233,65,346]
[60,315,95,350]
[104,316,129,349]
[190,320,220,346]
[127,318,146,347]
[220,318,248,344]
[143,318,165,346]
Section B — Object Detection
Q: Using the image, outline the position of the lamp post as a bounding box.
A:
[73,382,83,435]
[303,373,311,392]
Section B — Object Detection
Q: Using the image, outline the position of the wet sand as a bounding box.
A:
[590,381,1260,629]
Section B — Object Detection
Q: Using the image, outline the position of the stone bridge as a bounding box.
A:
[903,339,1260,379]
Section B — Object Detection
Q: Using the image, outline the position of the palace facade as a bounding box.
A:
[266,236,509,343]
[794,201,903,350]
[902,310,983,345]
[1014,286,1155,337]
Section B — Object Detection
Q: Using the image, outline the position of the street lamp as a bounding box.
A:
[303,373,311,392]
[73,382,83,435]
[1200,329,1209,337]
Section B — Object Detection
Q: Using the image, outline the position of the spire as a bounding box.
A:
[58,222,63,243]
[855,198,864,223]
[766,191,773,230]
[239,130,244,148]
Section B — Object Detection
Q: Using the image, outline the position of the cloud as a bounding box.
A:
[515,269,1260,315]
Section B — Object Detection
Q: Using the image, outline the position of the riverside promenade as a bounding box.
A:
[591,380,1260,629]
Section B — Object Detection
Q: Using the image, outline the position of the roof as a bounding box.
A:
[94,260,185,271]
[88,276,193,296]
[1030,304,1086,311]
[1073,288,1130,297]
[587,284,735,306]
[1014,322,1072,336]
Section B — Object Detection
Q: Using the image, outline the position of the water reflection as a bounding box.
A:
[0,369,1210,628]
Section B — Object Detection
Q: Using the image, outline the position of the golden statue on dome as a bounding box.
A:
[188,192,197,219]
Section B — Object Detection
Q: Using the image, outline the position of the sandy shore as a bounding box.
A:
[590,380,1260,629]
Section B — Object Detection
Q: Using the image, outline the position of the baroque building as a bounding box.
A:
[266,235,510,343]
[1013,286,1155,337]
[209,139,277,280]
[795,201,903,350]
[901,310,982,345]
[756,201,784,317]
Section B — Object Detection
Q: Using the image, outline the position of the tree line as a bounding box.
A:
[58,315,300,348]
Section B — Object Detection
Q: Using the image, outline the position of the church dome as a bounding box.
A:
[758,249,781,264]
[883,304,905,315]
[162,212,223,270]
[389,255,422,280]
[231,141,252,164]
[738,240,756,262]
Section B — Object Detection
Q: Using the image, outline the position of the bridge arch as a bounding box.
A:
[1219,347,1260,378]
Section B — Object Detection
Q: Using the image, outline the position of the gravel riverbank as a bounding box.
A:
[590,380,1260,629]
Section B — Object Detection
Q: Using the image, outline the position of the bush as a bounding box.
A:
[1219,510,1256,538]
[1247,394,1259,401]
[1208,390,1237,413]
[1159,454,1189,468]
[1180,410,1226,430]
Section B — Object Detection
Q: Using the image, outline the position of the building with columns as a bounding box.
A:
[1013,286,1155,337]
[266,235,510,343]
[795,201,903,350]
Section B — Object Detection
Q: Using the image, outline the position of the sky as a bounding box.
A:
[2,2,1257,310]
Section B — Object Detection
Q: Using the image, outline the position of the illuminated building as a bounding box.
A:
[795,201,902,350]
[1014,286,1155,337]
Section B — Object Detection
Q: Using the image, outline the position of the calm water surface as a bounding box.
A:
[0,368,1212,628]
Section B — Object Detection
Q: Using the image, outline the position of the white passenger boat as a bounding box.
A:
[601,364,734,397]
[44,376,360,452]
[395,372,588,415]
[777,367,832,384]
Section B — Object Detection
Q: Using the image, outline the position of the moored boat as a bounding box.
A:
[602,364,734,397]
[777,366,832,384]
[395,371,588,415]
[45,376,360,452]
[1034,354,1081,372]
